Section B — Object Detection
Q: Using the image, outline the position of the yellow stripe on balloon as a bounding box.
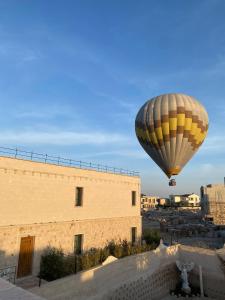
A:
[177,113,185,126]
[155,127,163,140]
[169,118,177,130]
[193,127,202,144]
[190,122,197,135]
[184,118,192,130]
[162,122,169,135]
[150,132,158,144]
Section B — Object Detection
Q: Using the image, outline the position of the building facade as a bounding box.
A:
[201,182,225,225]
[169,193,200,207]
[0,155,141,277]
[141,195,158,212]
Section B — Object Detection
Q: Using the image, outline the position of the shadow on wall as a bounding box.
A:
[0,240,159,283]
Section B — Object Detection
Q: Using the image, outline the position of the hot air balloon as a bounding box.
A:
[135,93,209,186]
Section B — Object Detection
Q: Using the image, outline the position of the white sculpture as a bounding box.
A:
[155,238,167,251]
[176,260,194,294]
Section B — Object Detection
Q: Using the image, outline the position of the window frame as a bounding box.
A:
[131,191,136,206]
[75,187,83,207]
[131,227,137,245]
[74,234,83,255]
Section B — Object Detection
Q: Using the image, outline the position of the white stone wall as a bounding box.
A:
[30,245,225,300]
[0,217,141,276]
[0,156,141,276]
[31,246,180,300]
[179,245,225,300]
[0,156,140,225]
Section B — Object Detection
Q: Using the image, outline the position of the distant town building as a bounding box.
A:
[141,195,158,211]
[201,181,225,225]
[158,198,169,206]
[0,151,141,278]
[169,193,200,208]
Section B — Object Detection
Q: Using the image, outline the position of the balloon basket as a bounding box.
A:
[169,179,176,186]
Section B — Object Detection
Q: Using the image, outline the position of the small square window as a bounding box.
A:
[75,187,83,206]
[132,191,136,206]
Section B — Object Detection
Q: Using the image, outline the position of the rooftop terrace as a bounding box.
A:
[0,146,139,177]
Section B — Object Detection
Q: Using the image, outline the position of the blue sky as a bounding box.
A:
[0,0,225,197]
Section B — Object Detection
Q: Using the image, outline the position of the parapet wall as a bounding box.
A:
[100,263,178,300]
[31,245,225,300]
[31,245,180,300]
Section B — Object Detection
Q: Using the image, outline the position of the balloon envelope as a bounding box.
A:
[135,93,209,178]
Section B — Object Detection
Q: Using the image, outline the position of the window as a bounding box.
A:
[75,187,83,206]
[132,191,136,206]
[131,227,137,245]
[74,234,83,255]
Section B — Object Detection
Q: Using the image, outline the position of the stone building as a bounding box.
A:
[141,195,158,212]
[158,198,169,206]
[0,153,141,278]
[170,193,200,207]
[201,182,225,225]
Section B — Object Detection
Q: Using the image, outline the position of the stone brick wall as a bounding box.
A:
[102,263,178,300]
[0,156,141,276]
[31,245,225,300]
[31,245,180,300]
[0,156,140,225]
[0,216,141,276]
[201,184,225,225]
[179,245,225,300]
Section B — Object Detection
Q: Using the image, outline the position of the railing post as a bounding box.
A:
[74,254,77,274]
[13,266,16,284]
[45,154,47,163]
[15,148,18,158]
[30,152,33,160]
[79,161,81,168]
[58,157,60,165]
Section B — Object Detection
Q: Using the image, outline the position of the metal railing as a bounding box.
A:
[0,146,139,177]
[0,266,16,284]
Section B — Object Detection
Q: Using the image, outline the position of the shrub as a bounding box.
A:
[99,247,110,263]
[39,237,159,281]
[39,247,66,281]
[143,229,160,246]
[80,248,102,270]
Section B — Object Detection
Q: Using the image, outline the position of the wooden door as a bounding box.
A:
[17,236,35,278]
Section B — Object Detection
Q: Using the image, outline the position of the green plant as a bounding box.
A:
[142,229,160,246]
[39,237,159,281]
[81,248,102,270]
[39,247,66,281]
